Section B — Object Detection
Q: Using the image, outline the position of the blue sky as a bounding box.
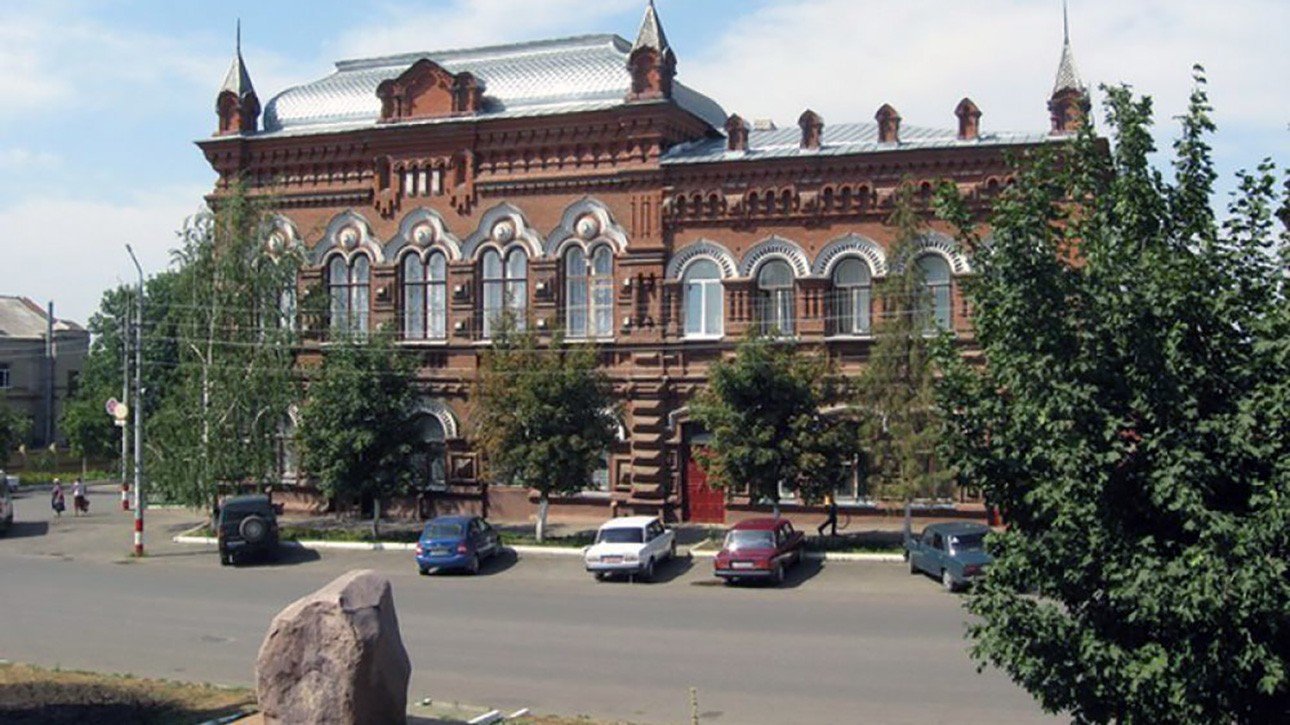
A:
[2,0,1285,324]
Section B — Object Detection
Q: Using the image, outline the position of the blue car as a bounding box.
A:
[415,515,501,575]
[905,521,993,592]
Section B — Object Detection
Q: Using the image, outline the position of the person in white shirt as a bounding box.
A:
[72,478,88,516]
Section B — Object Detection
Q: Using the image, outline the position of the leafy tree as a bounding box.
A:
[855,182,955,502]
[146,184,301,507]
[472,319,617,541]
[61,275,183,470]
[690,331,856,515]
[0,393,31,459]
[933,69,1289,722]
[296,333,420,537]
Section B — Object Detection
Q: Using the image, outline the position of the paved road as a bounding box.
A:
[0,487,1054,724]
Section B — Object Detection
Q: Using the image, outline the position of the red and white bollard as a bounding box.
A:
[121,483,131,511]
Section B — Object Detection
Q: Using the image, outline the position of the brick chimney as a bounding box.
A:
[798,109,823,149]
[875,104,900,144]
[725,114,749,152]
[955,98,981,140]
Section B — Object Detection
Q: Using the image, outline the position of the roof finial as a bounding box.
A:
[632,0,672,56]
[1062,0,1069,45]
[236,18,242,56]
[1052,0,1083,94]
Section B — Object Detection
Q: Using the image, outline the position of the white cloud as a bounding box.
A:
[0,187,208,324]
[0,148,61,170]
[333,0,639,59]
[681,0,1289,145]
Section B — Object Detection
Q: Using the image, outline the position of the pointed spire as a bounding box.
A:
[632,0,672,58]
[1052,0,1083,94]
[220,18,256,101]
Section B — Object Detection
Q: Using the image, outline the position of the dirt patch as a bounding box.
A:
[0,662,254,725]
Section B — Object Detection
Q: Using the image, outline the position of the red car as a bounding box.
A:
[713,518,805,585]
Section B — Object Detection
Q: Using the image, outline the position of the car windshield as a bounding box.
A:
[597,528,643,544]
[725,530,775,550]
[425,523,464,539]
[950,532,986,552]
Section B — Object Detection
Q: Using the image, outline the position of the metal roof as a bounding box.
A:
[0,296,84,339]
[661,121,1060,165]
[632,0,672,56]
[260,34,725,137]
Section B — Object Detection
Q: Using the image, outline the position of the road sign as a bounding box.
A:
[114,403,130,422]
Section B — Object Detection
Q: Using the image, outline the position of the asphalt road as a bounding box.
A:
[0,486,1055,724]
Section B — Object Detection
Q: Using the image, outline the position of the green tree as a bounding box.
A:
[690,332,856,515]
[933,69,1289,722]
[855,182,955,502]
[146,184,301,507]
[0,393,31,459]
[296,333,420,537]
[61,275,183,471]
[472,320,617,541]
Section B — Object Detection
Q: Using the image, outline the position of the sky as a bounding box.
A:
[1,0,1285,325]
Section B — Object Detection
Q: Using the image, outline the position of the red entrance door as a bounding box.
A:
[685,450,725,524]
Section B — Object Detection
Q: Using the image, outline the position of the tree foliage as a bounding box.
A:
[472,319,617,539]
[0,393,31,458]
[690,331,856,509]
[143,185,302,507]
[856,183,955,501]
[296,333,420,511]
[933,69,1289,722]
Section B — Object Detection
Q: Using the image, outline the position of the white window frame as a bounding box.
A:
[681,258,724,339]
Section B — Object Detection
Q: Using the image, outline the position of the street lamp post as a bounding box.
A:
[125,245,145,557]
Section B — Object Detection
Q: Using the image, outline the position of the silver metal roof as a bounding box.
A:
[260,34,724,137]
[661,121,1059,165]
[1053,1,1084,93]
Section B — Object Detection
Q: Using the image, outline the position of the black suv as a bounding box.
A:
[214,494,280,565]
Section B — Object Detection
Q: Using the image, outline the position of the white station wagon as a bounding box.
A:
[584,516,676,581]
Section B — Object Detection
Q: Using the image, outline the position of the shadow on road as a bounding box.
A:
[228,544,323,568]
[2,520,50,539]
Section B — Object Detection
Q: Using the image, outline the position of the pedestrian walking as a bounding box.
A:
[51,479,66,517]
[817,491,838,538]
[72,477,88,516]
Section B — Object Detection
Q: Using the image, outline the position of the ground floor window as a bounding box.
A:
[411,414,447,490]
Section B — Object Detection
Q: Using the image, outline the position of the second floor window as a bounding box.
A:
[402,251,447,341]
[915,254,952,331]
[327,254,370,337]
[757,259,795,335]
[565,246,613,339]
[831,257,872,335]
[481,248,527,338]
[682,258,723,338]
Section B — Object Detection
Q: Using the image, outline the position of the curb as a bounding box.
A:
[170,534,904,562]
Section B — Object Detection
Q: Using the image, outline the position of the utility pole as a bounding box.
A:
[126,245,145,557]
[45,301,55,445]
[120,303,130,492]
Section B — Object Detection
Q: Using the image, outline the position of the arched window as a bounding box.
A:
[831,257,872,335]
[564,245,614,339]
[682,258,723,338]
[410,414,447,491]
[402,251,447,341]
[757,259,795,335]
[481,248,527,338]
[327,254,370,337]
[916,254,952,330]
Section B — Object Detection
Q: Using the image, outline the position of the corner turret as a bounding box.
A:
[626,0,676,102]
[1048,2,1089,135]
[216,21,260,136]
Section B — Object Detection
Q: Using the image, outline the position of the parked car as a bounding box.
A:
[214,494,280,566]
[713,517,805,585]
[3,471,18,493]
[584,516,676,581]
[905,521,993,591]
[414,515,501,575]
[0,484,12,535]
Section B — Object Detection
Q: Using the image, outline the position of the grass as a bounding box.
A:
[0,661,254,725]
[11,470,115,486]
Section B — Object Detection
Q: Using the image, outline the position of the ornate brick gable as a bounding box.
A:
[376,59,484,123]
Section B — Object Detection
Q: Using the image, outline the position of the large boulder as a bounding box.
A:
[256,569,411,724]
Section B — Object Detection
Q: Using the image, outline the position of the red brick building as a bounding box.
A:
[198,2,1086,524]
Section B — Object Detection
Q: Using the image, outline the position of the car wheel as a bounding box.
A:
[773,563,785,586]
[942,569,957,592]
[419,566,430,576]
[642,558,655,582]
[239,515,268,544]
[910,556,920,575]
[593,571,607,582]
[467,555,480,575]
[669,541,677,560]
[219,552,231,566]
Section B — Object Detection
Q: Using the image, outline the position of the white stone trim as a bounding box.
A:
[666,239,737,279]
[545,197,629,257]
[813,233,888,277]
[910,231,971,274]
[383,208,462,261]
[461,202,543,260]
[312,210,383,264]
[739,235,810,278]
[415,399,460,440]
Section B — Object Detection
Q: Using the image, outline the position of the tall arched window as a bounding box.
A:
[565,245,614,339]
[327,254,370,337]
[410,414,446,491]
[757,259,795,335]
[831,257,872,335]
[481,248,527,338]
[402,251,447,340]
[682,258,723,338]
[916,254,952,330]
